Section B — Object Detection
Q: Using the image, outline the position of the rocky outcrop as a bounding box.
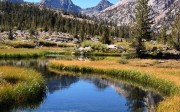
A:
[97,0,136,26]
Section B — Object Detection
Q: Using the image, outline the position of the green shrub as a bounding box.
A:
[39,40,57,47]
[118,58,129,64]
[81,41,107,52]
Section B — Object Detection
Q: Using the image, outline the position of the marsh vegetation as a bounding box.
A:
[48,58,180,112]
[0,66,46,110]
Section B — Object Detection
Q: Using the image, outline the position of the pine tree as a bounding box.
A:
[102,27,111,44]
[159,26,168,44]
[8,30,14,40]
[172,15,180,51]
[134,0,153,54]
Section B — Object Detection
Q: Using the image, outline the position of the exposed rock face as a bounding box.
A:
[97,0,136,26]
[41,0,81,13]
[151,0,180,31]
[1,0,24,3]
[97,0,180,30]
[81,0,113,16]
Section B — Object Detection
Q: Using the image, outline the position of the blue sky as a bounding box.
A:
[24,0,119,8]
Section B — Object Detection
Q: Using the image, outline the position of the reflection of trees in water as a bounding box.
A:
[82,76,108,91]
[125,86,163,112]
[0,59,47,72]
[46,75,79,94]
[125,87,147,112]
[83,76,163,112]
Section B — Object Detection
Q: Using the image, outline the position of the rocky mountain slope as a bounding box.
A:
[81,0,113,16]
[97,0,136,26]
[41,0,81,13]
[97,0,180,31]
[1,0,23,2]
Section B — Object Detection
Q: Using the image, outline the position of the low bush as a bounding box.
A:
[81,41,107,52]
[39,40,57,47]
[118,57,129,64]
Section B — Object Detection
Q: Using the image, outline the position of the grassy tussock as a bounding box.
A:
[48,60,180,111]
[0,66,46,107]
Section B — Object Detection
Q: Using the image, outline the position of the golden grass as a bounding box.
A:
[49,59,180,85]
[49,59,180,112]
[157,95,180,112]
[0,48,64,59]
[0,48,64,54]
[0,66,45,107]
[0,48,45,54]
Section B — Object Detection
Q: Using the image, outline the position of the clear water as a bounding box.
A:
[0,59,163,112]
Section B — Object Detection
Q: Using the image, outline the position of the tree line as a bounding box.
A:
[0,1,179,52]
[0,2,130,43]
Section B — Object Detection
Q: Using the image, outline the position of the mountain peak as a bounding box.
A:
[96,0,113,11]
[41,0,81,13]
[81,0,113,16]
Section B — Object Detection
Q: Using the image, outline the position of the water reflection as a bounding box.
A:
[0,59,163,112]
[47,75,79,94]
[82,76,163,112]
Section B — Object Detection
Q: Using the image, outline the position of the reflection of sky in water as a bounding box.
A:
[33,80,128,112]
[0,59,163,112]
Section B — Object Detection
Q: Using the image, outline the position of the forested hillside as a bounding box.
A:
[0,2,122,39]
